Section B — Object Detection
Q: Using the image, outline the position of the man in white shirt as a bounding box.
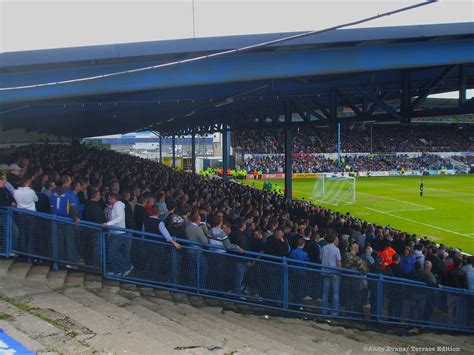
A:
[12,176,38,258]
[13,177,38,211]
[102,192,133,276]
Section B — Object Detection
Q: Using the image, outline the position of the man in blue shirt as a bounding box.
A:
[289,238,310,303]
[50,175,80,266]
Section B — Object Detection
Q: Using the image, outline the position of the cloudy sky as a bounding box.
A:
[1,0,473,52]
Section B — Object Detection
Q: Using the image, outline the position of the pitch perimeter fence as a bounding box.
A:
[0,207,472,332]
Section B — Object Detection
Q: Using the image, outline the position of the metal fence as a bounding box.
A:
[2,207,473,332]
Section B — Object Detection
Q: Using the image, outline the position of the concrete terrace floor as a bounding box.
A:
[0,258,473,355]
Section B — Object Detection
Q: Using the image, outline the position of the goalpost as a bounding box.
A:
[311,174,356,206]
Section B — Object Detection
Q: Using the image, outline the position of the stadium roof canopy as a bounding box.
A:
[1,22,473,138]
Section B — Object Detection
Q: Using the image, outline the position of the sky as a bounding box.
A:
[1,0,473,52]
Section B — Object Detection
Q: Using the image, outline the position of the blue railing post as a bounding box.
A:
[171,246,178,286]
[283,257,289,309]
[5,208,13,256]
[51,221,59,271]
[459,290,466,329]
[100,230,107,277]
[196,251,201,294]
[376,273,384,322]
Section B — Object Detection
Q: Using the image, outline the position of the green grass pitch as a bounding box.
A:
[242,175,474,254]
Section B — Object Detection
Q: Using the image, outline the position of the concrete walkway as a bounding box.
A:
[0,259,472,354]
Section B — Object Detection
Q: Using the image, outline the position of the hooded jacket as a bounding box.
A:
[208,227,240,253]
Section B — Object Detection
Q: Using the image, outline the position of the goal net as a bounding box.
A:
[311,174,356,206]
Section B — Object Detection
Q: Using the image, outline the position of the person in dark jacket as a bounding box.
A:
[264,228,290,257]
[387,254,403,278]
[0,175,14,207]
[261,228,289,301]
[83,189,107,224]
[82,189,106,266]
[229,218,248,294]
[304,232,321,264]
[134,196,147,231]
[32,180,50,213]
[386,254,403,320]
[368,256,393,318]
[0,175,14,253]
[121,192,135,230]
[446,258,468,325]
[229,217,250,251]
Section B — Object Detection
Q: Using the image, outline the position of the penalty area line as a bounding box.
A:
[359,205,474,239]
[357,192,434,210]
[384,207,433,213]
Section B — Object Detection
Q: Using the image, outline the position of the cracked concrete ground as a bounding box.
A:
[0,259,472,354]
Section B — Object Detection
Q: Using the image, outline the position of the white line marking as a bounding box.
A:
[358,205,474,239]
[384,208,433,213]
[357,191,434,209]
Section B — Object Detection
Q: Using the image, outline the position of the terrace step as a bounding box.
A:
[25,265,50,282]
[0,258,15,276]
[7,261,33,279]
[130,289,298,354]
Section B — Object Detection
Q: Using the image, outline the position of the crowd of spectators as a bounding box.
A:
[233,125,473,154]
[244,153,453,174]
[452,155,474,166]
[0,144,472,326]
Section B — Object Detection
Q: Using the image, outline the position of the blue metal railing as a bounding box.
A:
[0,207,472,333]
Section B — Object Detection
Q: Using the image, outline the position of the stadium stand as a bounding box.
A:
[0,143,472,333]
[233,124,473,154]
[243,153,454,174]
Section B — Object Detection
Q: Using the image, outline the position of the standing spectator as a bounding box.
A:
[185,214,209,289]
[103,192,133,276]
[361,246,374,266]
[411,260,439,321]
[262,228,289,301]
[463,256,474,291]
[156,193,168,217]
[143,207,181,280]
[400,246,416,276]
[0,175,14,207]
[379,240,396,270]
[12,176,38,258]
[207,214,241,292]
[304,232,321,264]
[43,180,57,200]
[71,181,85,219]
[229,217,250,295]
[32,180,50,213]
[7,164,21,189]
[414,244,425,268]
[445,258,468,325]
[83,189,106,266]
[133,196,147,231]
[387,254,404,321]
[426,246,444,282]
[50,175,80,266]
[121,192,135,230]
[289,238,310,302]
[344,242,368,313]
[321,235,342,316]
[13,176,38,211]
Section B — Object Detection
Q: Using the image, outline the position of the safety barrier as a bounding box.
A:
[1,207,473,332]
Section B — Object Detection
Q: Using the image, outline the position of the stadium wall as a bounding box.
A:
[247,169,457,180]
